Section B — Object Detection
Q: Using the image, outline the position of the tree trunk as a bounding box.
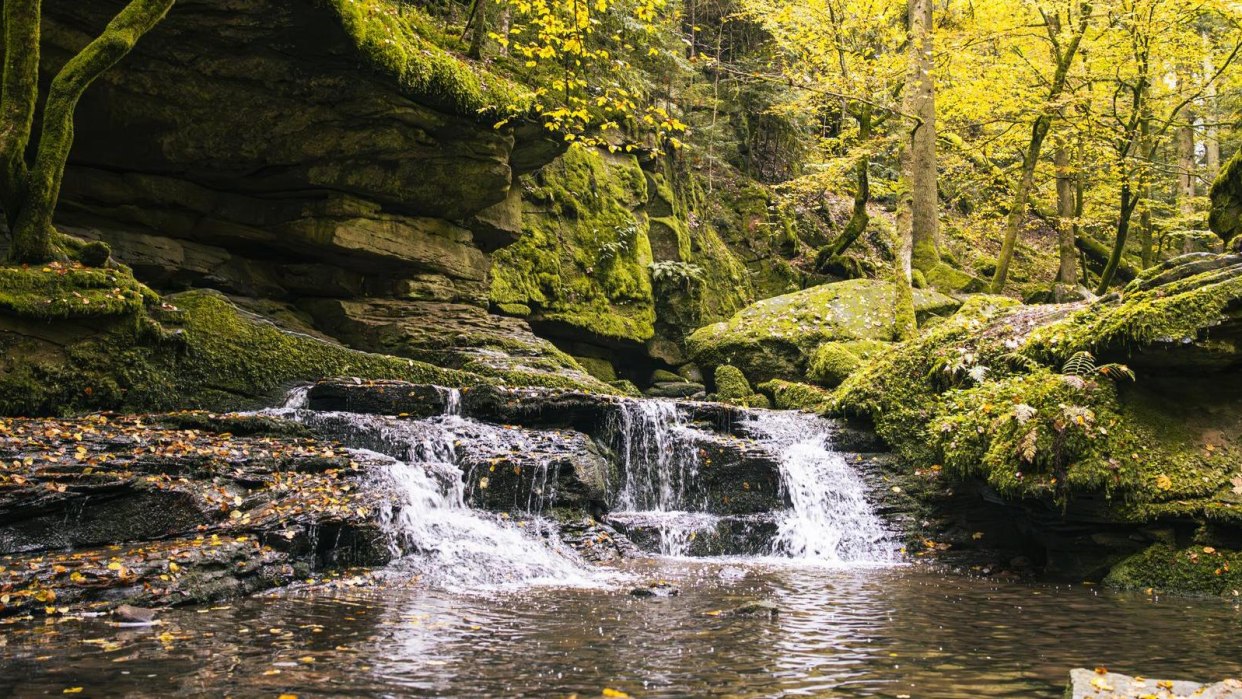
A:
[9,0,175,264]
[1137,116,1155,267]
[989,115,1050,292]
[1176,113,1196,215]
[0,0,40,230]
[818,106,871,262]
[1096,183,1139,293]
[1054,139,1077,285]
[989,1,1091,292]
[467,0,491,60]
[1204,34,1220,180]
[908,0,940,273]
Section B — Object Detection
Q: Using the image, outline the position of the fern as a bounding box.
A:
[1061,351,1096,377]
[1097,363,1136,382]
[1000,352,1042,373]
[648,261,705,290]
[1062,350,1135,382]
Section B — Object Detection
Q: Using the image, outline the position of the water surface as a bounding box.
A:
[2,560,1239,698]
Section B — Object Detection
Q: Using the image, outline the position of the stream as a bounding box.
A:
[1,390,1239,697]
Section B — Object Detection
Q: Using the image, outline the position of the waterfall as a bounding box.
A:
[745,410,897,564]
[282,384,311,409]
[607,399,703,511]
[268,396,600,590]
[605,399,716,556]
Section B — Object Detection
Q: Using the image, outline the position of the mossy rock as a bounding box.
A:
[713,364,752,404]
[574,356,617,383]
[1104,543,1242,596]
[805,341,888,387]
[0,288,483,416]
[758,379,833,413]
[325,0,528,118]
[0,263,155,319]
[924,262,986,293]
[686,279,960,384]
[1209,149,1242,245]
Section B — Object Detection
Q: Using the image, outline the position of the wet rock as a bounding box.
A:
[606,512,778,557]
[0,414,396,615]
[644,381,706,399]
[1066,669,1242,698]
[629,581,680,598]
[307,380,450,417]
[730,600,779,618]
[112,605,158,624]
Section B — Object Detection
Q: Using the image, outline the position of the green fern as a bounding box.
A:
[1061,351,1096,377]
[1000,352,1042,373]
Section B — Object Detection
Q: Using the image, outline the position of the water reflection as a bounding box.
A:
[1,562,1239,698]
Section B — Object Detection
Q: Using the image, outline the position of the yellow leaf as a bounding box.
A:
[602,690,631,698]
[1155,474,1172,491]
[63,689,84,695]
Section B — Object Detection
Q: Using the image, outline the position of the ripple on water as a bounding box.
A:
[1,562,1239,698]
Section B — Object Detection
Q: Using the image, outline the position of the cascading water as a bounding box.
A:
[745,410,897,564]
[604,399,717,556]
[267,396,599,590]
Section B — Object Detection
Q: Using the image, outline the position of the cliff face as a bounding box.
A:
[33,0,626,392]
[23,0,774,396]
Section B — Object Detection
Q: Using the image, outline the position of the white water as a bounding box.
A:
[269,398,602,590]
[745,410,897,564]
[607,399,704,512]
[269,387,895,584]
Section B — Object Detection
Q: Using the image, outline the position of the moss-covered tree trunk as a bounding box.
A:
[907,0,940,274]
[990,1,1091,293]
[817,105,871,264]
[0,0,41,232]
[1053,137,1077,286]
[2,0,174,264]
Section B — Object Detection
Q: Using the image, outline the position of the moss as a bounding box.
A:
[1209,148,1242,244]
[807,343,862,387]
[1104,544,1242,596]
[686,279,959,384]
[833,276,1242,512]
[0,289,484,415]
[324,0,528,117]
[573,356,617,383]
[489,145,657,344]
[714,364,752,403]
[609,379,642,397]
[1023,265,1242,363]
[0,263,154,319]
[759,379,833,412]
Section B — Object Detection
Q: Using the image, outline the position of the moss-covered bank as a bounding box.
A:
[0,270,482,415]
[831,255,1242,588]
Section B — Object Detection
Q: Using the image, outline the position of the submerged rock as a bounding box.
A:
[1066,668,1242,698]
[730,600,779,618]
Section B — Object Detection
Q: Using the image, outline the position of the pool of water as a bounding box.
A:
[2,560,1239,698]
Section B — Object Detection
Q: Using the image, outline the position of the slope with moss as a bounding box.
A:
[832,255,1242,586]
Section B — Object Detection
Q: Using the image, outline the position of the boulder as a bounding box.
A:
[687,279,959,384]
[1210,149,1242,245]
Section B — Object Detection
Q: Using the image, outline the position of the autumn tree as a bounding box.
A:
[1,0,174,265]
[988,0,1092,293]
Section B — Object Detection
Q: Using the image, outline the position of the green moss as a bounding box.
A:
[0,289,484,415]
[1104,544,1242,596]
[489,145,656,344]
[1023,265,1242,363]
[609,379,642,397]
[686,279,960,384]
[0,264,154,319]
[574,356,617,382]
[758,379,833,412]
[807,343,861,387]
[713,364,752,403]
[325,0,528,117]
